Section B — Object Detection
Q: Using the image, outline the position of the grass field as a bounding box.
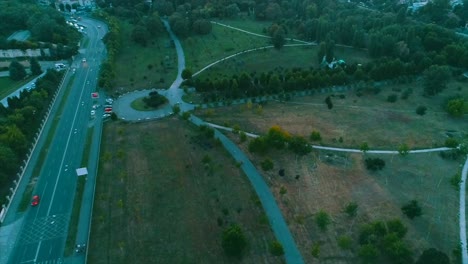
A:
[227,141,462,263]
[194,79,467,149]
[88,118,282,264]
[182,22,272,72]
[193,44,371,80]
[112,21,178,93]
[211,18,273,36]
[0,76,35,100]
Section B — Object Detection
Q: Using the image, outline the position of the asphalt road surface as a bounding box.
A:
[5,18,107,264]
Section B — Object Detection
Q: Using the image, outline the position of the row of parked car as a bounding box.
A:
[90,98,113,119]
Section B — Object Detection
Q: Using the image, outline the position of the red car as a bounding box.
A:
[31,195,40,206]
[104,107,112,113]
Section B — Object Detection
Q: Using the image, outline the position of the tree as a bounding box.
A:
[446,98,465,117]
[9,61,27,81]
[423,65,450,96]
[416,248,450,264]
[221,224,247,258]
[193,19,212,35]
[225,3,240,18]
[315,210,331,231]
[401,200,422,219]
[131,25,150,46]
[29,57,42,75]
[289,136,312,156]
[181,68,192,80]
[269,240,284,256]
[272,29,286,50]
[172,104,180,114]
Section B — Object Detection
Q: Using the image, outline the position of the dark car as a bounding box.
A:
[31,195,40,206]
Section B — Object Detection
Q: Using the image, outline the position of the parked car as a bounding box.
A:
[31,195,40,206]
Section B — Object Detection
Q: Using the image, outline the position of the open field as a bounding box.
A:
[88,118,282,264]
[226,140,462,263]
[112,21,177,93]
[194,79,467,149]
[193,44,371,80]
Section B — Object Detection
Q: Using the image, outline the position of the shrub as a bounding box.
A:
[315,210,331,231]
[416,105,427,115]
[401,200,422,219]
[310,131,322,141]
[344,202,358,217]
[260,158,274,171]
[445,138,459,148]
[387,94,398,103]
[269,241,284,256]
[221,224,247,258]
[365,158,385,171]
[338,235,352,250]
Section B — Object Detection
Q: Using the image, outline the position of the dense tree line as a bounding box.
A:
[0,1,80,48]
[95,11,121,91]
[0,70,63,202]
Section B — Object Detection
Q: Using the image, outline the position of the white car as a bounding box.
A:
[82,58,87,63]
[90,110,96,116]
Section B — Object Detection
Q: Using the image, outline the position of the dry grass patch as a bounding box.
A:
[226,136,461,263]
[195,79,467,149]
[88,118,282,264]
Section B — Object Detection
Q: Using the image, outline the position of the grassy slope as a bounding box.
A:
[112,21,177,93]
[0,76,35,99]
[89,119,282,264]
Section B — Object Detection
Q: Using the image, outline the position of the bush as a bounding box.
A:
[344,202,358,217]
[315,210,331,231]
[221,224,247,258]
[416,105,427,115]
[364,158,385,171]
[310,131,322,141]
[445,138,459,148]
[387,94,398,103]
[338,235,352,250]
[446,98,465,117]
[269,241,284,256]
[401,200,422,219]
[260,158,274,171]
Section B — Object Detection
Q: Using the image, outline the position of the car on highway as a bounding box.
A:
[90,110,96,116]
[31,195,40,206]
[104,108,112,113]
[82,58,87,63]
[103,113,111,118]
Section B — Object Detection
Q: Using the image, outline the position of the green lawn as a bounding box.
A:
[113,21,178,94]
[182,22,273,72]
[0,76,35,100]
[193,44,370,80]
[211,18,273,36]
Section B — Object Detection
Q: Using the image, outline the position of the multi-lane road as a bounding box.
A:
[4,18,107,264]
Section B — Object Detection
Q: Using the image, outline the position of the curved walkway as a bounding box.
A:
[114,20,305,263]
[114,20,468,264]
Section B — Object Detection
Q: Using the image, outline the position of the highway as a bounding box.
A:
[5,18,107,264]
